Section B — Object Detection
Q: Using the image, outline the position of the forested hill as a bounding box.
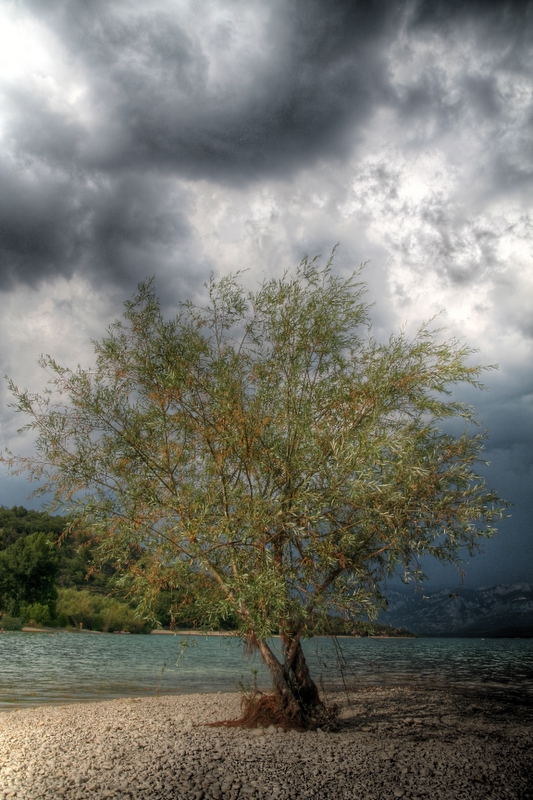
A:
[0,506,413,637]
[0,505,114,591]
[0,505,66,548]
[0,505,148,631]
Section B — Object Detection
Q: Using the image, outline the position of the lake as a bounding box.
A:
[1,632,532,710]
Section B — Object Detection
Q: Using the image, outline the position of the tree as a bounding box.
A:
[0,505,66,549]
[3,254,507,727]
[0,531,59,617]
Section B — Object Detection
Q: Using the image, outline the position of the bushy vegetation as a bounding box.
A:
[0,506,149,631]
[0,529,59,616]
[0,614,23,631]
[0,505,117,593]
[19,601,56,627]
[0,505,66,549]
[55,588,150,633]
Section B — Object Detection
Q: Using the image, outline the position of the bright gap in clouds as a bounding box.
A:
[0,5,91,149]
[0,7,54,80]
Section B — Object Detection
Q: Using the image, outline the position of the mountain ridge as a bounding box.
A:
[379,582,533,637]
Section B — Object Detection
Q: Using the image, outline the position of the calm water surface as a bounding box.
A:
[1,632,532,710]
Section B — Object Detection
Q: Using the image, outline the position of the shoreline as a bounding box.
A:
[10,627,531,639]
[1,687,531,800]
[10,627,416,639]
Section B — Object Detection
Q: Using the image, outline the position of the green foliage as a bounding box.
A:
[55,531,118,592]
[0,615,22,631]
[0,505,159,629]
[0,531,59,616]
[313,615,415,637]
[0,505,122,603]
[19,601,56,626]
[2,252,508,707]
[0,505,65,549]
[56,588,150,633]
[152,587,240,630]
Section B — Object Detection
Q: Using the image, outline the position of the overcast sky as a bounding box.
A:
[0,0,531,589]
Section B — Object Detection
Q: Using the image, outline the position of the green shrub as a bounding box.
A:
[19,601,55,626]
[0,615,22,631]
[56,588,150,633]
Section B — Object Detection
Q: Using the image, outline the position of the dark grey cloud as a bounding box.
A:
[13,0,400,181]
[392,49,530,151]
[0,0,392,287]
[7,0,533,180]
[80,174,193,287]
[418,202,500,285]
[2,82,84,167]
[411,0,533,36]
[0,158,82,289]
[1,0,531,289]
[461,74,501,119]
[0,157,194,290]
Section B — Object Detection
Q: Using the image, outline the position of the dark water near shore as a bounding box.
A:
[1,632,532,710]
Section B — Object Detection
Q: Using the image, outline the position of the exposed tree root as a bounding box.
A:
[207,689,340,732]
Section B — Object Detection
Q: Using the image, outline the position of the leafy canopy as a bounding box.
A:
[0,531,59,615]
[4,255,507,638]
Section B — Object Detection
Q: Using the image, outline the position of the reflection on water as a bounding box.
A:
[1,632,532,709]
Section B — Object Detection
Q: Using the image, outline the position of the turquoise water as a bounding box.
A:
[1,632,532,710]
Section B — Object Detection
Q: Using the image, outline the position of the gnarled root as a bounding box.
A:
[208,688,339,732]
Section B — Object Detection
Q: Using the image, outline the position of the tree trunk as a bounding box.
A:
[288,639,323,712]
[254,635,327,728]
[256,639,303,719]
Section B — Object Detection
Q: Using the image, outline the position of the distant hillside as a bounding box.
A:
[379,583,533,637]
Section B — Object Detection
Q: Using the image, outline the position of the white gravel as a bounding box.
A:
[1,687,532,799]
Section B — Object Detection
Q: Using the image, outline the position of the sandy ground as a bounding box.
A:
[0,686,532,800]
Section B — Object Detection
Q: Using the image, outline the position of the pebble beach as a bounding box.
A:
[1,687,532,800]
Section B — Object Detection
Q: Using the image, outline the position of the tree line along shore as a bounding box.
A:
[0,505,414,637]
